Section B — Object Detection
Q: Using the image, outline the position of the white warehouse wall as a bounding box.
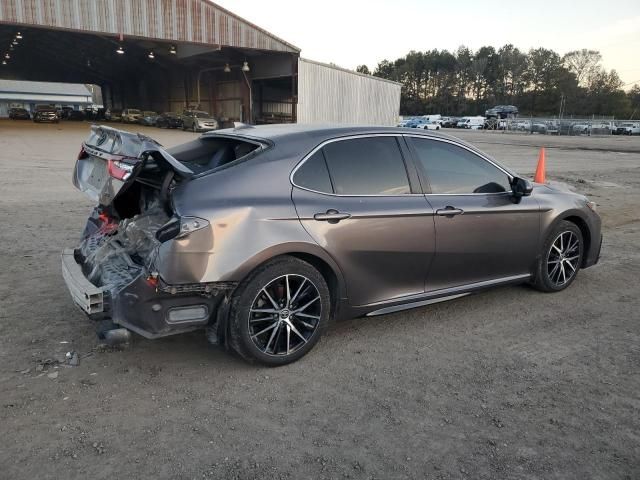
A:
[297,58,401,126]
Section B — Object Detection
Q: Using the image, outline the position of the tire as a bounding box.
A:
[226,256,331,366]
[532,220,584,292]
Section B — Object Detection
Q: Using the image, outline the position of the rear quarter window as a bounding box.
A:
[293,150,333,193]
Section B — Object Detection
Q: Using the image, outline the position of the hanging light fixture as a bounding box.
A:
[4,53,10,59]
[148,51,155,59]
[2,60,6,65]
[242,61,250,72]
[169,45,177,55]
[223,63,231,73]
[12,39,18,45]
[116,45,124,54]
[15,32,22,39]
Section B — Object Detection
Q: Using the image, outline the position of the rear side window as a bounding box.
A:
[410,138,510,194]
[293,150,333,193]
[322,137,410,195]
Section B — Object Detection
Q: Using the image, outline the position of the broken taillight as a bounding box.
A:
[77,146,88,160]
[107,159,134,181]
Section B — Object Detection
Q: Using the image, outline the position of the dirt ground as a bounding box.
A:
[0,120,638,480]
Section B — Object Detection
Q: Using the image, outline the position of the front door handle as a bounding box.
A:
[436,206,464,217]
[313,209,351,223]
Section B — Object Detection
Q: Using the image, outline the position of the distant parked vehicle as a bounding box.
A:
[181,110,219,132]
[572,123,590,135]
[139,111,158,126]
[514,120,532,131]
[67,110,86,121]
[33,107,59,123]
[615,122,640,135]
[105,109,122,122]
[458,116,485,129]
[441,117,460,128]
[8,107,30,120]
[418,122,441,130]
[421,114,442,124]
[404,118,429,128]
[396,118,414,127]
[121,108,143,123]
[155,112,183,129]
[485,105,518,119]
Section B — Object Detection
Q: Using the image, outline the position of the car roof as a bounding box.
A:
[206,123,458,143]
[201,123,513,172]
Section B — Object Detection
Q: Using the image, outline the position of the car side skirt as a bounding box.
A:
[363,273,532,317]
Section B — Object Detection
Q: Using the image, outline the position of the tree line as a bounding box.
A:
[356,47,640,119]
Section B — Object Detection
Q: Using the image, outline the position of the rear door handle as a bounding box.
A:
[436,206,464,217]
[313,209,351,223]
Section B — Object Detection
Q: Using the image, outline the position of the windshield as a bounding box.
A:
[128,109,141,114]
[194,111,211,118]
[143,111,156,116]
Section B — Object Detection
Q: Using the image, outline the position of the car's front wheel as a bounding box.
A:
[533,220,584,292]
[226,257,331,366]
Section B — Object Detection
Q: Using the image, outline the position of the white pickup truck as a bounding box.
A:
[615,122,640,135]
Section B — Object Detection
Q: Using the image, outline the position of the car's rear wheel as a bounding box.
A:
[227,256,330,366]
[533,220,583,292]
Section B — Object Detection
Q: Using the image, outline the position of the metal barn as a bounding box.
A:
[0,0,400,125]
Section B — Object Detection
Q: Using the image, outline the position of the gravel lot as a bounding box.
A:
[1,120,638,480]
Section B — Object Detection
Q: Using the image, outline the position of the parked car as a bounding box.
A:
[155,112,184,129]
[403,118,430,128]
[396,118,414,128]
[181,110,219,132]
[572,123,590,135]
[485,105,518,119]
[33,108,59,123]
[105,109,122,122]
[441,117,460,128]
[67,110,86,121]
[8,107,30,120]
[459,117,485,129]
[139,111,158,126]
[615,122,640,135]
[121,108,143,123]
[62,124,602,365]
[418,122,441,130]
[514,120,532,131]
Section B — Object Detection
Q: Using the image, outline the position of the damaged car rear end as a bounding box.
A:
[62,126,240,340]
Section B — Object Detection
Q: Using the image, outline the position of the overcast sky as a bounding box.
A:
[215,0,640,88]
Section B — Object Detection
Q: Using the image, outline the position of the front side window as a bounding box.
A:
[321,137,411,195]
[409,138,510,194]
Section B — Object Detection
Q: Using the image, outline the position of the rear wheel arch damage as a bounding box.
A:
[211,252,345,352]
[224,255,332,365]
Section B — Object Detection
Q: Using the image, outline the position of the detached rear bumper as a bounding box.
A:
[62,249,104,314]
[61,249,233,338]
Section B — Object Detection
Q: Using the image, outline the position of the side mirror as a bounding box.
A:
[510,177,533,203]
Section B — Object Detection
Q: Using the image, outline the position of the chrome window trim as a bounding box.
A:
[403,134,515,196]
[290,133,516,197]
[290,133,424,197]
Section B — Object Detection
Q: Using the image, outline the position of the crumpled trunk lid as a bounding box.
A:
[73,125,192,206]
[71,126,193,296]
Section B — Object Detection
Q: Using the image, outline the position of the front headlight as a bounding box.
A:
[586,200,597,212]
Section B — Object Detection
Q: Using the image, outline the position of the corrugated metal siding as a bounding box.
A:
[0,0,299,52]
[297,58,401,126]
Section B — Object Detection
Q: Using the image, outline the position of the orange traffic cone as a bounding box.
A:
[534,147,546,184]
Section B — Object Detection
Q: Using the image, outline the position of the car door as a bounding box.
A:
[406,136,540,291]
[291,135,436,307]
